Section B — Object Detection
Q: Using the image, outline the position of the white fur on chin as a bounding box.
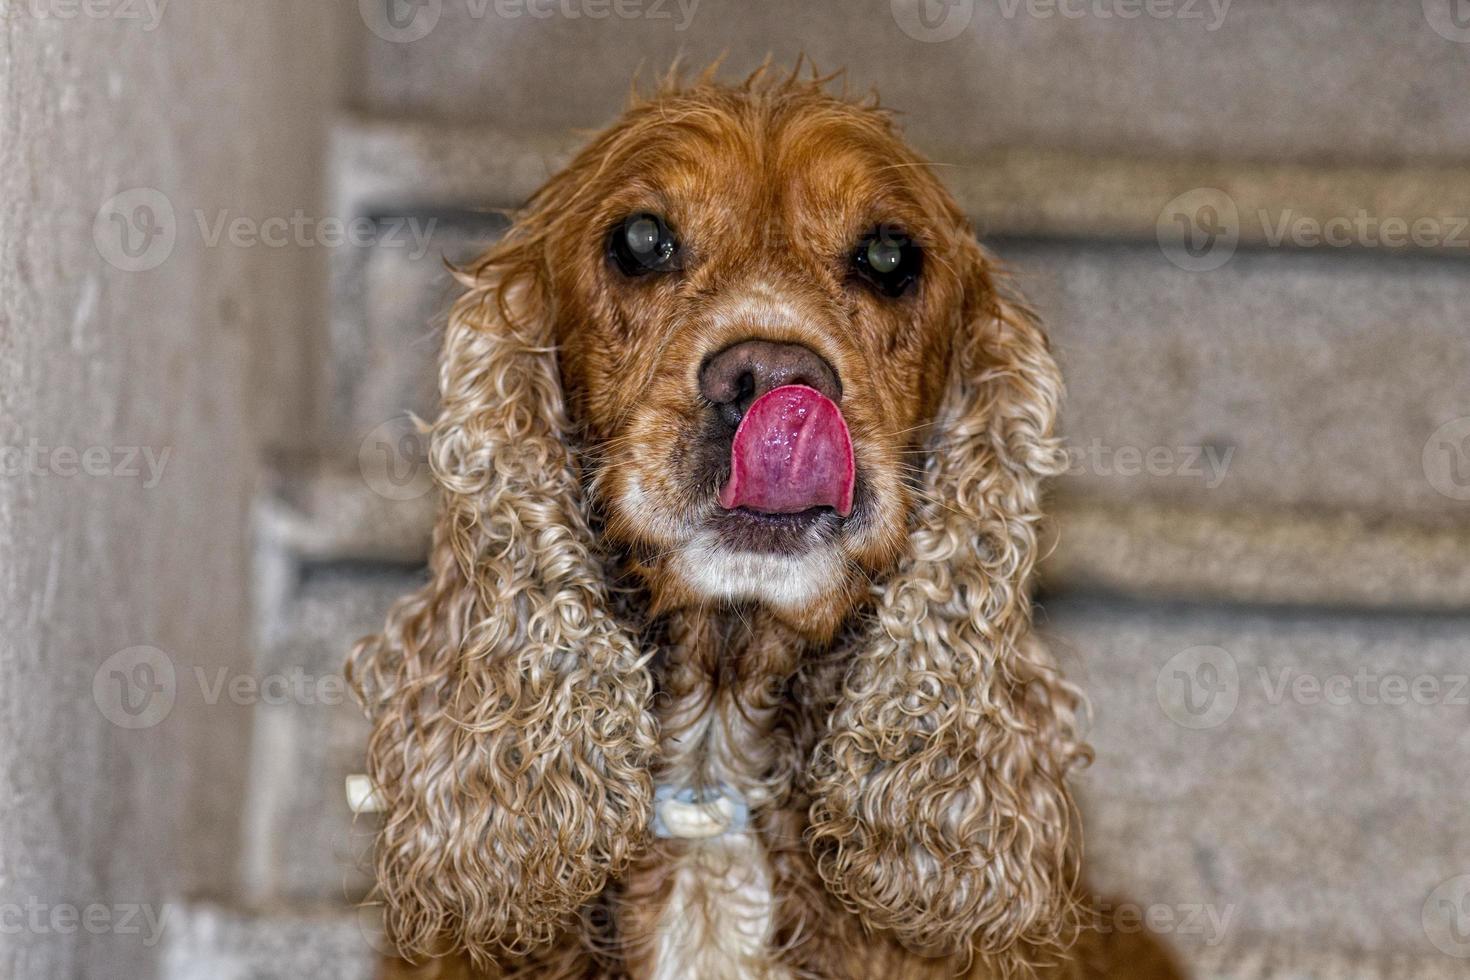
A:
[671,532,845,609]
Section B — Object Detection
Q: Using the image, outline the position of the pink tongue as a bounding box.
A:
[718,385,855,517]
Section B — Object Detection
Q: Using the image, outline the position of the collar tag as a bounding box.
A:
[653,783,749,840]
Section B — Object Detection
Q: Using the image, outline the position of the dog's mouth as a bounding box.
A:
[704,385,854,556]
[718,385,855,517]
[712,504,842,555]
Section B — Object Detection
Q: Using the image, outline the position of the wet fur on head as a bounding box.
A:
[350,62,1088,978]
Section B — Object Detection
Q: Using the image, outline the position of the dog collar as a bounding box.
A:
[349,774,752,840]
[653,783,749,840]
[345,773,385,813]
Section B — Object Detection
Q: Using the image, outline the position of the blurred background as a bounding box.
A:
[3,1,1470,977]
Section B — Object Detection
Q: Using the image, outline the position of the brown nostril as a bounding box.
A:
[699,340,842,428]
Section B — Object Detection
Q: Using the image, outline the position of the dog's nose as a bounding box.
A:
[699,340,841,429]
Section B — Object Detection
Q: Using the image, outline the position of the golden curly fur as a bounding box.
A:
[350,63,1090,980]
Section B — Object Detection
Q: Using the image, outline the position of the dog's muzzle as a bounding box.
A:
[700,340,854,517]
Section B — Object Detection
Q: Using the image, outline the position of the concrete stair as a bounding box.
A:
[1011,239,1470,522]
[159,904,380,980]
[1050,596,1470,959]
[357,0,1470,165]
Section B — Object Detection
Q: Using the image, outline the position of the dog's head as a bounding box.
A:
[528,78,977,638]
[351,67,1084,972]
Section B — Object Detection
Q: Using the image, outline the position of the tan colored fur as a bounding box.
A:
[350,63,1089,980]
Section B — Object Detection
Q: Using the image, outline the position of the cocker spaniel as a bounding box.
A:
[349,65,1089,980]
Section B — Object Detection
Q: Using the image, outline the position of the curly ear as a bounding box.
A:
[347,237,657,966]
[807,246,1087,967]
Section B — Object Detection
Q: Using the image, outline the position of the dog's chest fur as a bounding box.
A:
[630,610,805,980]
[649,832,783,980]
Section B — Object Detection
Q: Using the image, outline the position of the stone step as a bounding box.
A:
[239,563,413,906]
[252,456,1470,615]
[1007,238,1470,524]
[1039,499,1470,612]
[243,475,425,903]
[331,115,1470,250]
[325,208,505,447]
[1046,595,1470,966]
[159,903,381,980]
[1169,937,1468,979]
[354,1,1470,165]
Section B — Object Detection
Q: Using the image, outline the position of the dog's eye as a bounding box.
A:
[609,212,680,276]
[852,228,922,298]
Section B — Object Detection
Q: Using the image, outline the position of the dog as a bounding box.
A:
[349,64,1090,980]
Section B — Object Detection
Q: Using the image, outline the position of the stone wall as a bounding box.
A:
[0,3,343,977]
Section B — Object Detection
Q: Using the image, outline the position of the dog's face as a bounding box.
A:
[528,87,977,637]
